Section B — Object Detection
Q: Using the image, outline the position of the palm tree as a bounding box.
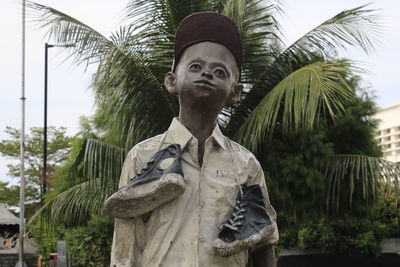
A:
[27,0,399,227]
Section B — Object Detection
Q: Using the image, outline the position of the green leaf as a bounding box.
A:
[235,60,355,151]
[28,179,112,228]
[325,155,400,211]
[281,4,382,60]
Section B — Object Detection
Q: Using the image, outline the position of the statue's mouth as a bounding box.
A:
[194,80,214,87]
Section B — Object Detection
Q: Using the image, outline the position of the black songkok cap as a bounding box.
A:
[173,11,242,72]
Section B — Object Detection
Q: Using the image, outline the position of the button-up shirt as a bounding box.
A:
[110,118,278,267]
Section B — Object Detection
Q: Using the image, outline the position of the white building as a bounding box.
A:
[373,104,400,163]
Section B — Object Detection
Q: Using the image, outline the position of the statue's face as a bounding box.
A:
[174,41,239,110]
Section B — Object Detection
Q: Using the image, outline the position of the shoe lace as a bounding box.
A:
[222,198,247,232]
[129,159,153,181]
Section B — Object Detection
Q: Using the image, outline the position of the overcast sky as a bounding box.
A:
[1,0,399,185]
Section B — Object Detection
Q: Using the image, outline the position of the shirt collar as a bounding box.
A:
[165,118,227,150]
[210,122,227,150]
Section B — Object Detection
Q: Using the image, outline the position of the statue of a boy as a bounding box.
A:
[106,11,278,267]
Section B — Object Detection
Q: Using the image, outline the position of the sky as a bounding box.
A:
[1,0,399,185]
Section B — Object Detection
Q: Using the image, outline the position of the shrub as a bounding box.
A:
[64,215,113,267]
[280,192,400,257]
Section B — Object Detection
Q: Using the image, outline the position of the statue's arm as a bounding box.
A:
[110,150,139,266]
[250,245,276,267]
[247,160,278,267]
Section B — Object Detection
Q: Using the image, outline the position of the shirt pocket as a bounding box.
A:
[204,174,239,225]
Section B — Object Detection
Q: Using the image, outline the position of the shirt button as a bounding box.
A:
[199,237,205,243]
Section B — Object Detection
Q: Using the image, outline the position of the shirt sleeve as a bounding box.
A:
[110,149,138,267]
[247,157,279,247]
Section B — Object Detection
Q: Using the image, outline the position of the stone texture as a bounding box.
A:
[0,254,38,267]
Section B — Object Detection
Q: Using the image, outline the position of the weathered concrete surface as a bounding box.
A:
[278,238,400,267]
[278,253,400,267]
[0,254,37,267]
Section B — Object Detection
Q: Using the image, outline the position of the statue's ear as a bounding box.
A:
[164,72,177,95]
[226,83,243,106]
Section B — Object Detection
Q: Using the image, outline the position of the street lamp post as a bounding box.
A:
[43,43,73,199]
[43,43,54,197]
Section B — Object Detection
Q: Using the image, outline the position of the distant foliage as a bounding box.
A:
[279,190,400,256]
[64,216,113,267]
[0,126,73,185]
[31,223,60,266]
[31,216,113,267]
[0,126,73,217]
[262,92,385,225]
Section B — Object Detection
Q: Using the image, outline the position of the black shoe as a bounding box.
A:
[104,144,185,218]
[212,184,274,256]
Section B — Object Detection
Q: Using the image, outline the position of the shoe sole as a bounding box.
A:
[212,224,274,257]
[104,173,185,219]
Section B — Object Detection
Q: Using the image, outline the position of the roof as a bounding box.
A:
[0,203,19,225]
[377,103,400,113]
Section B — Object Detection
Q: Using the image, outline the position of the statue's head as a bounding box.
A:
[165,12,243,109]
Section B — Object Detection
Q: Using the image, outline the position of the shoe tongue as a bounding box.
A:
[242,185,261,202]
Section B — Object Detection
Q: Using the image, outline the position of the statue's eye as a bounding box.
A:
[189,63,201,71]
[215,68,226,78]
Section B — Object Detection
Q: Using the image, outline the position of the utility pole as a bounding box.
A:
[17,0,27,266]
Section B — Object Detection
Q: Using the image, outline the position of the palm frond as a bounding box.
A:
[227,0,280,80]
[235,59,355,151]
[219,0,282,128]
[29,140,125,227]
[226,5,381,136]
[92,41,177,147]
[222,0,247,27]
[28,1,178,146]
[27,1,113,67]
[125,0,210,31]
[281,4,382,61]
[28,179,112,227]
[325,155,400,211]
[81,139,125,187]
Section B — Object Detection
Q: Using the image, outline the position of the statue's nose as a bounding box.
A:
[201,69,213,79]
